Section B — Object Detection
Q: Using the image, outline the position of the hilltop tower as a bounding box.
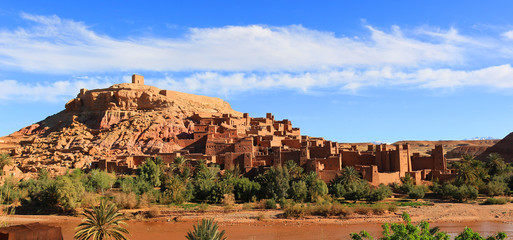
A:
[132,74,144,85]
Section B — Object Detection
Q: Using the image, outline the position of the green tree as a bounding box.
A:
[186,219,226,240]
[83,169,115,193]
[289,181,308,202]
[171,156,190,178]
[137,158,162,187]
[486,153,507,176]
[55,176,85,211]
[337,166,362,185]
[285,160,303,180]
[233,177,260,202]
[74,200,129,240]
[161,175,193,204]
[255,165,290,200]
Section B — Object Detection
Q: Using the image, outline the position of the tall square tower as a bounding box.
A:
[132,74,144,85]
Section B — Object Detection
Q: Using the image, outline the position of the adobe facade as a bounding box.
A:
[92,108,455,185]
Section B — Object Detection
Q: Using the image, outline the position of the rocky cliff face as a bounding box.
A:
[0,83,241,175]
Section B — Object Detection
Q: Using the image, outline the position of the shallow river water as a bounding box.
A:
[53,219,513,240]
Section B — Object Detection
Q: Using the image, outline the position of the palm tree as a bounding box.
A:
[339,166,361,185]
[74,200,129,240]
[186,219,226,240]
[171,156,187,174]
[486,153,506,176]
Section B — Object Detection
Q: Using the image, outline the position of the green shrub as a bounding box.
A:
[367,184,392,202]
[483,197,508,205]
[0,178,23,204]
[264,199,277,209]
[482,181,509,197]
[407,185,427,200]
[343,181,371,201]
[452,184,479,202]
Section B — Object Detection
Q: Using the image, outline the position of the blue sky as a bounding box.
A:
[1,1,513,142]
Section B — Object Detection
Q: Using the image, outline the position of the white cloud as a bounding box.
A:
[0,13,467,73]
[1,13,513,102]
[502,30,513,40]
[0,76,119,102]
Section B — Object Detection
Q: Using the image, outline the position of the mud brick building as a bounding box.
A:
[90,77,455,185]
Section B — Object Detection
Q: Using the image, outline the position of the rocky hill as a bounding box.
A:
[0,81,240,175]
[477,132,513,162]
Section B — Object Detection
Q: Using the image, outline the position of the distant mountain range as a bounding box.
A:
[464,137,498,140]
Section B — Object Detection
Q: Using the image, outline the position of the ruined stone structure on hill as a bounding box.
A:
[0,75,455,184]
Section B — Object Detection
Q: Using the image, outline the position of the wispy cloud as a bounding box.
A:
[0,76,119,102]
[1,13,513,101]
[0,13,467,73]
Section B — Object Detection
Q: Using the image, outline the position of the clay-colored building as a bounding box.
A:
[91,109,454,185]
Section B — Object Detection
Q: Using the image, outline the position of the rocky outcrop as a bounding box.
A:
[0,82,241,174]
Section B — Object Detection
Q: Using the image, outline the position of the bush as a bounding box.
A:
[221,194,235,206]
[452,184,479,202]
[353,205,372,215]
[408,186,426,200]
[433,182,458,199]
[483,197,508,205]
[371,204,387,215]
[367,184,392,202]
[265,199,277,209]
[109,192,138,209]
[283,204,307,219]
[81,192,100,208]
[0,178,23,204]
[330,183,346,198]
[310,202,352,217]
[343,181,371,201]
[482,181,509,197]
[289,181,308,202]
[83,169,115,193]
